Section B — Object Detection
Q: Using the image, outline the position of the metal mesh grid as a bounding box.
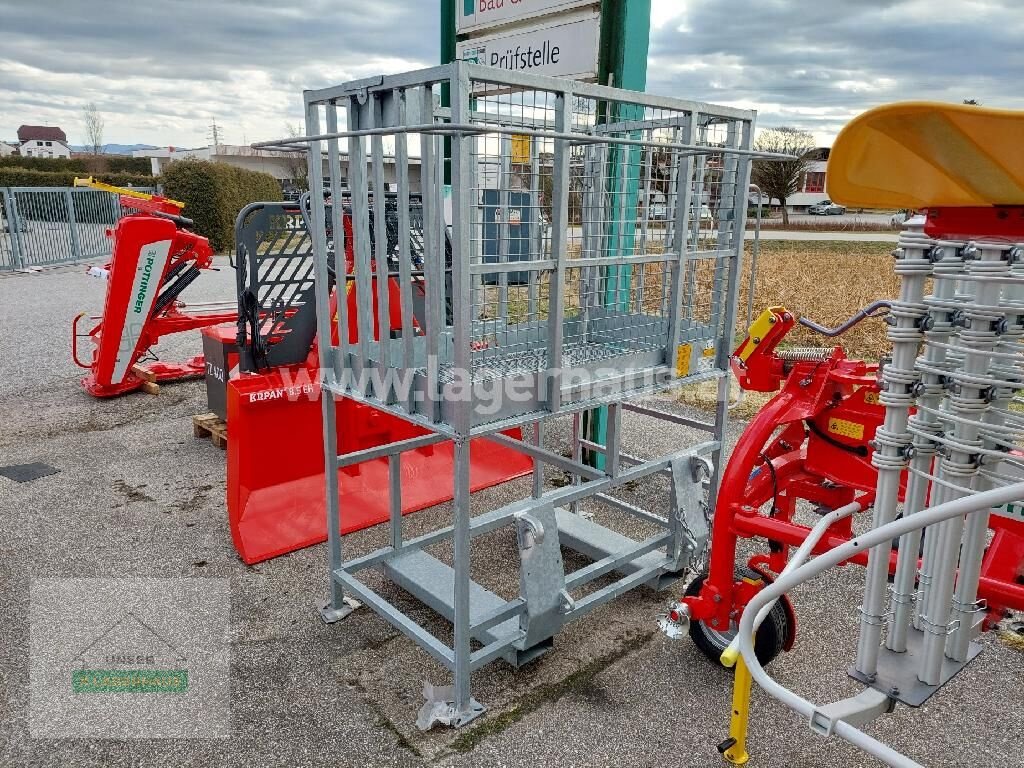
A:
[1,187,125,267]
[463,81,744,382]
[301,63,754,429]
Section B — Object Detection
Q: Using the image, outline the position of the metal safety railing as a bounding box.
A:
[0,186,155,270]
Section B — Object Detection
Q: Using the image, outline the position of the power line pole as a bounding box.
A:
[208,119,222,148]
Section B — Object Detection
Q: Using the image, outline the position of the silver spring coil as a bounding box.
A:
[775,347,834,362]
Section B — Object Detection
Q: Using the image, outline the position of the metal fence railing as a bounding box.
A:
[0,186,156,270]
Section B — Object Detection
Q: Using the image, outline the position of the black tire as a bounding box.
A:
[685,566,791,667]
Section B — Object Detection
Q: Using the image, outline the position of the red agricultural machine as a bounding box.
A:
[74,183,530,564]
[71,179,237,396]
[664,99,1024,768]
[672,298,1024,666]
[217,193,531,563]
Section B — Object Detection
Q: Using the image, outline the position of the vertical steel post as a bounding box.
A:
[348,98,376,386]
[66,188,82,262]
[544,87,572,413]
[370,94,393,394]
[587,0,652,467]
[497,135,510,323]
[448,61,476,718]
[709,119,754,504]
[665,116,697,378]
[326,101,350,384]
[389,453,403,551]
[1,188,24,269]
[394,88,416,408]
[532,419,545,499]
[528,137,541,320]
[307,97,355,622]
[570,410,583,516]
[420,87,442,421]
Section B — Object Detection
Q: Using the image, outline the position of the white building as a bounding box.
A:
[0,141,17,157]
[16,125,72,159]
[781,148,830,212]
[134,143,422,192]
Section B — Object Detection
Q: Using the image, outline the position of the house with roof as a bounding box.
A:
[17,125,72,159]
[0,140,18,157]
[785,147,831,212]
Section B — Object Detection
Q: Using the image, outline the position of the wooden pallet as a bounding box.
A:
[192,413,228,450]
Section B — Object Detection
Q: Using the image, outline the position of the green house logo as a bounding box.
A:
[70,612,188,694]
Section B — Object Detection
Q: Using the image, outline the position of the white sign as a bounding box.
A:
[456,0,597,35]
[457,14,600,81]
[113,238,171,384]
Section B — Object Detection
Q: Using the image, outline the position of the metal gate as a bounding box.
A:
[0,186,152,270]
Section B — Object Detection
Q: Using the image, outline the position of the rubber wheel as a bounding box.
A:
[685,566,791,667]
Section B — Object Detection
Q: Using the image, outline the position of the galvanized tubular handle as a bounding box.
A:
[735,481,1024,768]
[797,300,892,337]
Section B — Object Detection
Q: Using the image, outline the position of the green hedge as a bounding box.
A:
[0,155,152,174]
[160,160,282,252]
[0,168,154,189]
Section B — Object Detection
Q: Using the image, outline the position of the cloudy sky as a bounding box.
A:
[1,0,1020,149]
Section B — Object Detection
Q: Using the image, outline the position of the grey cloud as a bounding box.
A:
[1,1,1020,146]
[647,0,1024,137]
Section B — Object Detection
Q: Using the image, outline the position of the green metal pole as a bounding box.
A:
[440,0,457,66]
[441,0,456,183]
[585,0,651,469]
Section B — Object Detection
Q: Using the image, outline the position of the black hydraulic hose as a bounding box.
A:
[151,264,201,317]
[151,210,195,229]
[240,289,269,371]
[797,300,892,337]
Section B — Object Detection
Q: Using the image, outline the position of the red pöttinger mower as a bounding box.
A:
[71,178,237,397]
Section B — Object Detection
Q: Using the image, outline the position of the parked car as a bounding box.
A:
[808,199,847,215]
[890,209,914,227]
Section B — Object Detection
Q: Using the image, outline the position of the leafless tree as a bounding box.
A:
[83,102,104,155]
[751,127,816,226]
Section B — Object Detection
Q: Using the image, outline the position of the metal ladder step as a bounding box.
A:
[554,507,680,590]
[383,550,549,667]
[383,508,679,668]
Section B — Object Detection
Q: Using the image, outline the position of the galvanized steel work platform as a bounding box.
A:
[271,62,762,726]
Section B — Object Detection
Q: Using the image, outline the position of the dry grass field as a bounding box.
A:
[482,239,898,363]
[738,239,899,360]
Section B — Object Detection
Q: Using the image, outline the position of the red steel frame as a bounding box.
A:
[72,193,236,397]
[684,298,1024,647]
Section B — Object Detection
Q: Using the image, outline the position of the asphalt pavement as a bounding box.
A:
[0,260,1020,768]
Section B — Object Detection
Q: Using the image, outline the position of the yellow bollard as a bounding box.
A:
[717,655,753,765]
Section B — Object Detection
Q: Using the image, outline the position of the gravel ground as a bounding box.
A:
[0,260,1021,768]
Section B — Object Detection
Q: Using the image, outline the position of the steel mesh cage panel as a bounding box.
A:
[289,63,759,723]
[302,63,755,435]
